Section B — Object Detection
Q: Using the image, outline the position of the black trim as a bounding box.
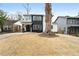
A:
[32,15,43,32]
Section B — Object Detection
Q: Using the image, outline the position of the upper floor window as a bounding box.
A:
[33,16,42,21]
[67,19,72,24]
[67,18,79,24]
[77,19,79,24]
[24,15,31,20]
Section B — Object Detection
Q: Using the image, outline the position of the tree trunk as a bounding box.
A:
[45,3,52,35]
[1,25,4,32]
[45,14,51,35]
[45,3,55,35]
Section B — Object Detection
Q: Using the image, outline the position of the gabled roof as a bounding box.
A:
[53,16,66,23]
[14,21,22,26]
[54,16,79,23]
[6,20,18,23]
[4,20,18,25]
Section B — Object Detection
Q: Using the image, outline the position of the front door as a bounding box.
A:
[26,25,30,32]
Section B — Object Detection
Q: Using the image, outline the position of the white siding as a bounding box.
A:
[55,17,67,34]
[21,15,32,23]
[43,16,56,32]
[51,23,57,32]
[43,16,46,32]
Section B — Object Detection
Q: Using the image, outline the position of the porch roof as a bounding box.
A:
[14,21,22,26]
[22,22,32,25]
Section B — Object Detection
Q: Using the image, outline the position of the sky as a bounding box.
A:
[0,3,79,21]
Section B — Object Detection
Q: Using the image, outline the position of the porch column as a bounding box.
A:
[64,27,68,34]
[30,26,32,32]
[76,27,78,34]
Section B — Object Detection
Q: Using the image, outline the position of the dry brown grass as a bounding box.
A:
[0,33,79,56]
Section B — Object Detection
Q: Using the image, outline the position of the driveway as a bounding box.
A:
[0,33,24,39]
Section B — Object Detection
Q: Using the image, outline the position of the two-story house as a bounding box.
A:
[2,14,56,33]
[3,14,44,32]
[54,16,79,34]
[20,14,44,32]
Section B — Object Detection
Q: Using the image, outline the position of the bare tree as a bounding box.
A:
[22,3,31,15]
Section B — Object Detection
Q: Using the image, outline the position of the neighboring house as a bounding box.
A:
[54,16,79,34]
[3,20,18,32]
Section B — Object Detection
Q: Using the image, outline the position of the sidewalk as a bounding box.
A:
[0,33,23,40]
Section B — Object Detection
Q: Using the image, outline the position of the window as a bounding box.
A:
[78,20,79,24]
[77,19,79,24]
[39,25,42,31]
[68,19,72,24]
[33,25,38,30]
[73,20,76,24]
[67,18,78,24]
[33,25,42,30]
[8,28,11,30]
[33,16,42,21]
[51,25,53,29]
[24,16,31,20]
[64,27,65,31]
[5,28,7,30]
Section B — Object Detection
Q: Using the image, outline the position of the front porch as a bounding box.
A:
[67,26,79,34]
[22,24,32,32]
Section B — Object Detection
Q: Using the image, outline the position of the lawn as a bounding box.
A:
[0,33,79,56]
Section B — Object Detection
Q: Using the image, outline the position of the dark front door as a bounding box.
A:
[26,25,30,32]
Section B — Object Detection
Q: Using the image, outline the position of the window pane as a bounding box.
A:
[33,16,42,21]
[24,16,31,20]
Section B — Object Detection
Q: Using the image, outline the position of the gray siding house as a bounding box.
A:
[54,16,79,34]
[3,20,18,32]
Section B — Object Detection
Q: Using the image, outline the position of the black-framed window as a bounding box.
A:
[32,15,43,32]
[67,18,79,24]
[33,16,42,21]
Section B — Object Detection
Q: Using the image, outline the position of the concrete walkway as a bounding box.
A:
[0,33,24,39]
